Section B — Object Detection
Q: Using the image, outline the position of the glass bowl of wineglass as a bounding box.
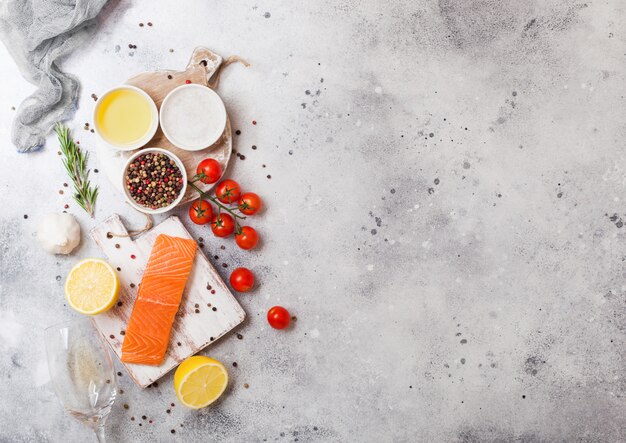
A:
[45,318,117,442]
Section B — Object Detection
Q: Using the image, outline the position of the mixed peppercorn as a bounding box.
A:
[125,152,184,210]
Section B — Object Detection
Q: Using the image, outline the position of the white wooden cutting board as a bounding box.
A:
[90,214,245,388]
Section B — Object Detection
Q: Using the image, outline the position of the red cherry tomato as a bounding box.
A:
[267,306,291,329]
[215,179,241,204]
[189,199,213,225]
[235,226,259,250]
[229,267,255,292]
[238,192,262,216]
[196,158,222,184]
[210,213,235,237]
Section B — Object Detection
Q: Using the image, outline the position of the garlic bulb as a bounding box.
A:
[37,213,81,255]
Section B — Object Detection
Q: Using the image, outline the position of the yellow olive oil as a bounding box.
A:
[96,88,152,146]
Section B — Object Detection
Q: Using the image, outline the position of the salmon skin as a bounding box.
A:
[122,234,197,365]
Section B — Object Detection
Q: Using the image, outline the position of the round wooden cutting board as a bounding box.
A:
[95,47,232,207]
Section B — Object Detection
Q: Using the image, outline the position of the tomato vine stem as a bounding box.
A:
[187,180,247,233]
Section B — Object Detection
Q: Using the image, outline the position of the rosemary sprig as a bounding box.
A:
[55,123,99,218]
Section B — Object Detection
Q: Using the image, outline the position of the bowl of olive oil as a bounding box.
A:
[93,85,158,151]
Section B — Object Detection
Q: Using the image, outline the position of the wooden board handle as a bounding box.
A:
[186,47,223,85]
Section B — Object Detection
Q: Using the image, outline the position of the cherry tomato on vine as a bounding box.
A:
[215,179,241,204]
[238,192,262,216]
[189,199,213,225]
[196,158,222,184]
[210,213,235,237]
[229,267,255,292]
[235,226,259,250]
[267,306,291,330]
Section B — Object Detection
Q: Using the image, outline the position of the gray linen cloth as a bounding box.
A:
[0,0,108,152]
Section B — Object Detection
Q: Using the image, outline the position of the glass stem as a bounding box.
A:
[95,425,106,443]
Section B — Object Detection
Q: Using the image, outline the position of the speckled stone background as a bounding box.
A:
[1,0,625,442]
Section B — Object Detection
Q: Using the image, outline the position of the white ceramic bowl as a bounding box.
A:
[159,84,227,151]
[93,85,159,151]
[121,148,187,214]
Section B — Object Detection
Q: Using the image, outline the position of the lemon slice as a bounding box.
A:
[65,259,120,315]
[174,356,228,409]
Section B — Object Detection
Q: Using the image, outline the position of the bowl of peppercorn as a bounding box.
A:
[122,148,187,214]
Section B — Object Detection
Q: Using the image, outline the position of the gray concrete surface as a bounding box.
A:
[1,0,625,441]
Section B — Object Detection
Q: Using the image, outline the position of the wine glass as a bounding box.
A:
[45,318,117,442]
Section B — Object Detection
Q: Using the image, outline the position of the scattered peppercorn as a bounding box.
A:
[195,309,200,314]
[117,302,123,307]
[232,362,238,367]
[252,145,257,150]
[109,335,115,339]
[212,307,217,312]
[167,74,172,80]
[117,372,122,377]
[115,243,120,249]
[123,404,129,409]
[235,130,241,135]
[166,409,171,414]
[130,283,136,288]
[23,214,28,219]
[171,430,176,434]
[125,152,183,209]
[107,232,113,239]
[147,22,153,26]
[139,23,144,27]
[236,333,243,340]
[120,330,125,335]
[142,415,147,420]
[244,383,249,388]
[267,175,272,179]
[252,120,257,125]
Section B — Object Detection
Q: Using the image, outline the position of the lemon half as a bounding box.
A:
[65,259,120,315]
[174,356,228,409]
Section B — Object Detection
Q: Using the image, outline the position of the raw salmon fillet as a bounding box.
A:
[122,234,197,365]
